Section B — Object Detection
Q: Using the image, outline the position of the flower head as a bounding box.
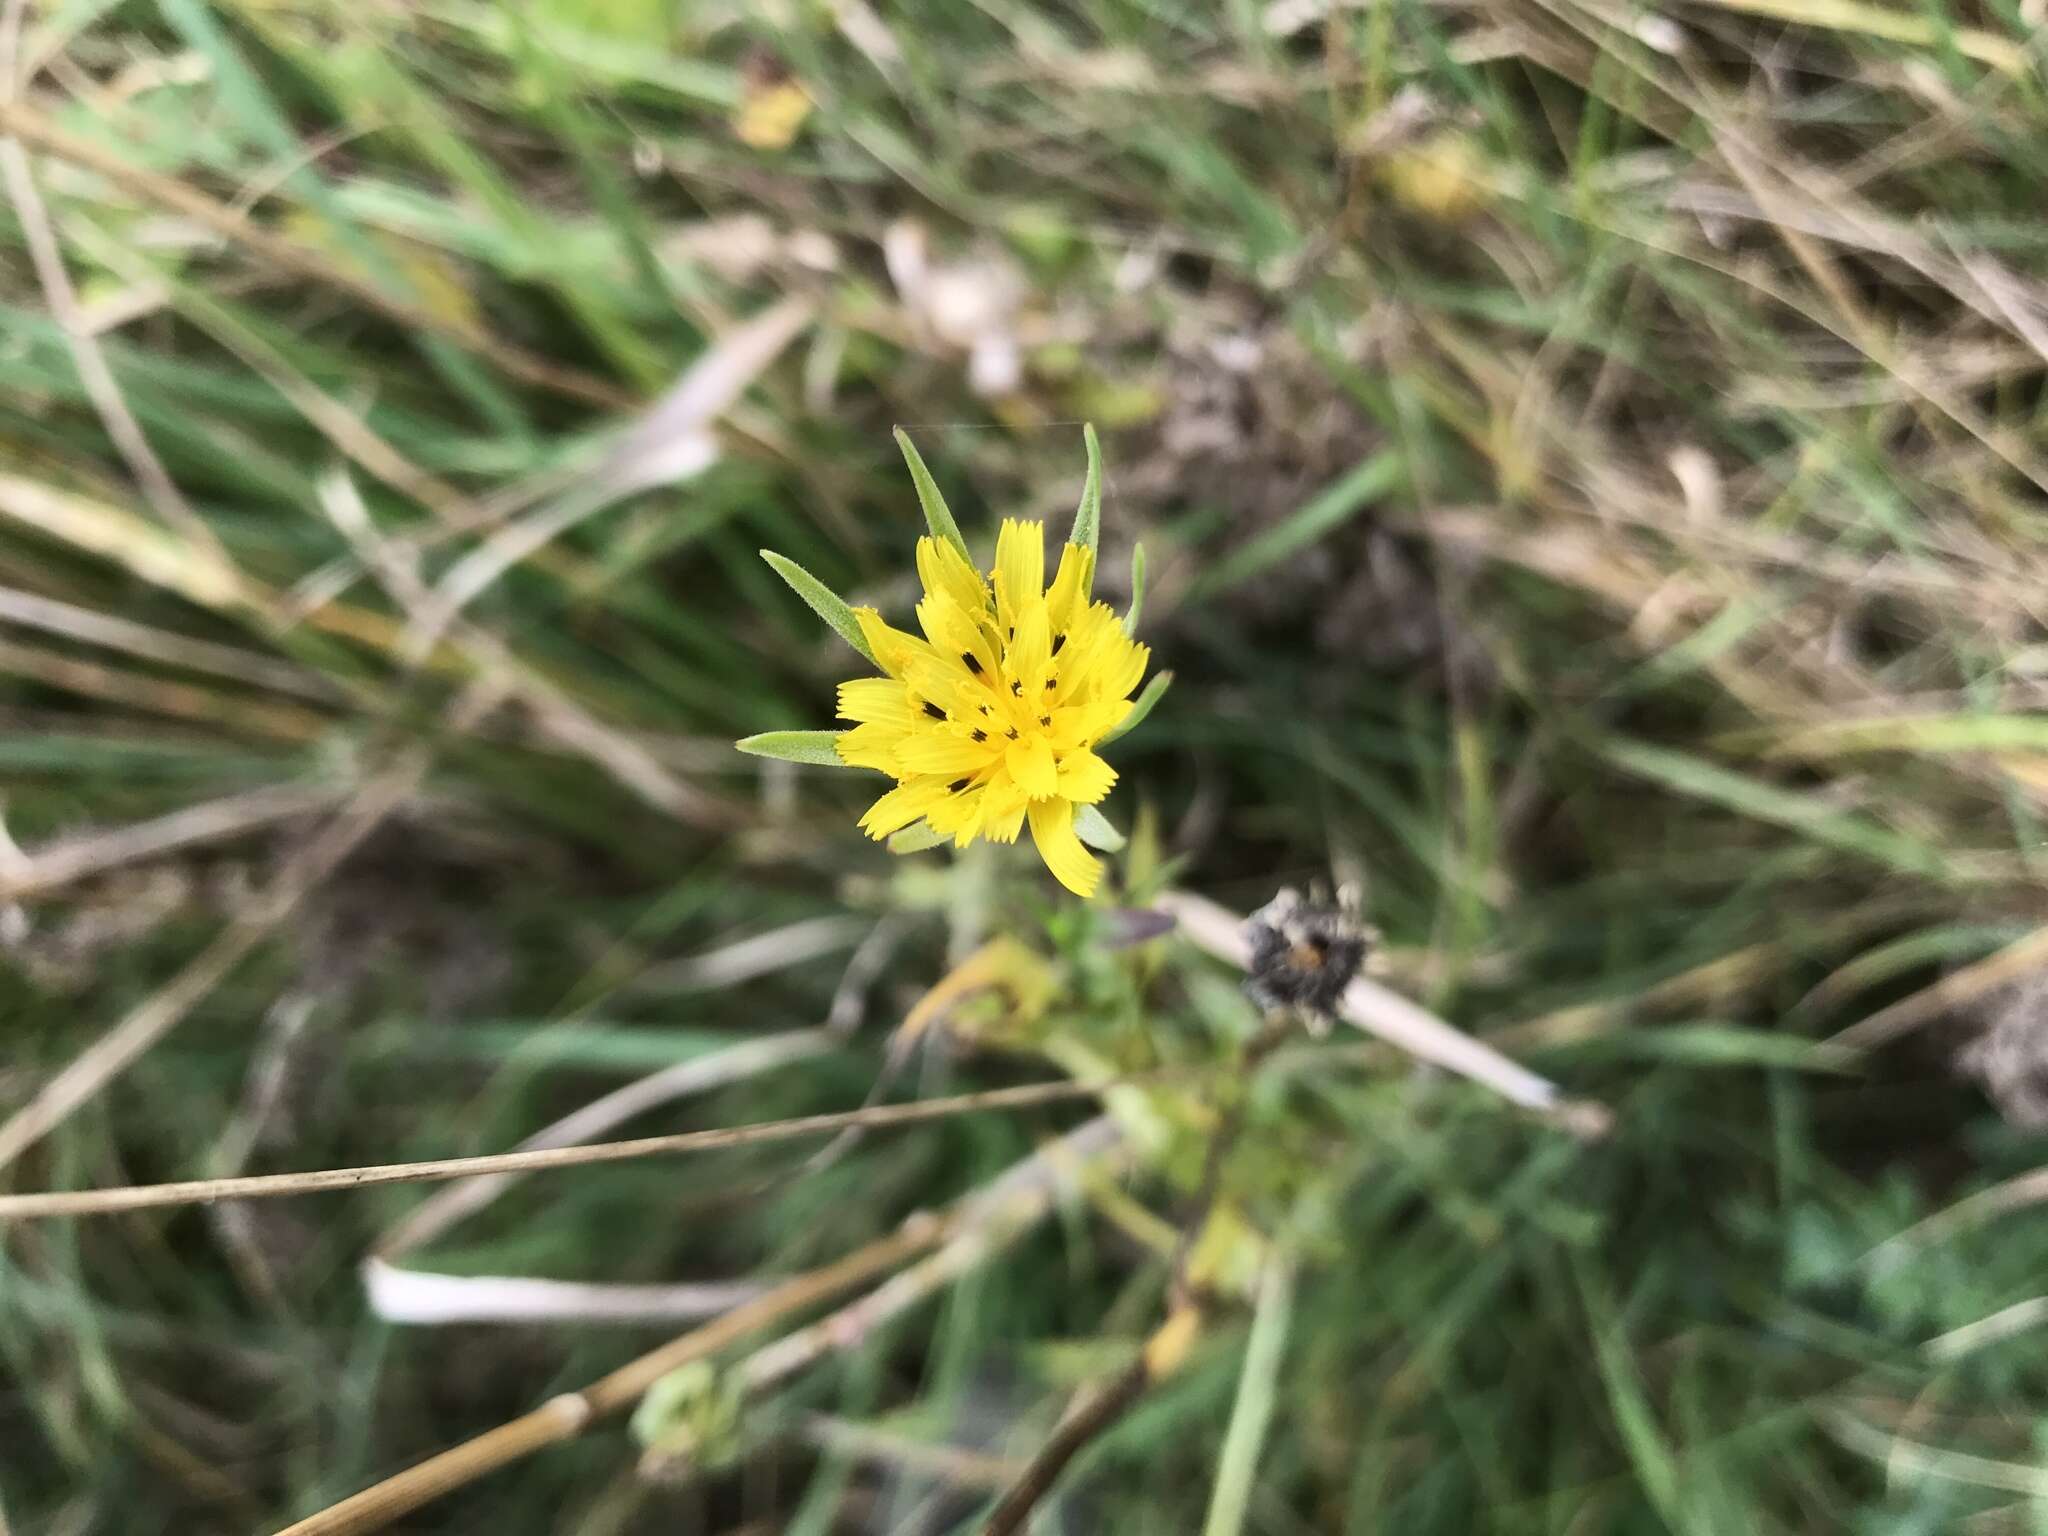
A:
[838,519,1147,896]
[739,427,1155,899]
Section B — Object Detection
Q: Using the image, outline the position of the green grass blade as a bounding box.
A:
[1203,1255,1296,1536]
[1600,739,1952,880]
[1192,448,1405,598]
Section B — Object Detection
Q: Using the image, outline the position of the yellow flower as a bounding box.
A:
[740,427,1158,899]
[837,520,1147,897]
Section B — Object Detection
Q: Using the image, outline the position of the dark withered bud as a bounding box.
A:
[1242,884,1372,1028]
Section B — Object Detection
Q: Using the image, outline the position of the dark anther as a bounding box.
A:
[1045,676,1057,689]
[1039,715,1052,727]
[1010,680,1023,696]
[923,701,947,720]
[971,729,988,742]
[1006,728,1019,740]
[1052,633,1066,656]
[949,779,969,793]
[1241,884,1374,1029]
[962,653,983,674]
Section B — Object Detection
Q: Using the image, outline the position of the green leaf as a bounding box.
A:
[1202,1256,1296,1536]
[1075,804,1126,852]
[1600,738,1951,880]
[1124,541,1145,634]
[760,550,877,664]
[893,428,971,560]
[1103,671,1171,745]
[1071,421,1102,553]
[735,730,844,766]
[888,822,948,854]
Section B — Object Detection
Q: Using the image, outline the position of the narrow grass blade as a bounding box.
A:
[736,731,844,766]
[894,428,971,560]
[1578,1268,1687,1530]
[1600,739,1951,880]
[762,550,878,664]
[1202,1255,1296,1536]
[1192,448,1404,598]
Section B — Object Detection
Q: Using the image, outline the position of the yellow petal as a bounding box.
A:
[993,519,1045,632]
[981,789,1028,844]
[836,721,907,772]
[1028,797,1100,897]
[838,677,911,724]
[916,535,991,618]
[897,734,1000,775]
[925,783,987,847]
[1045,542,1095,636]
[1006,733,1058,799]
[857,778,953,839]
[1055,748,1116,803]
[1007,600,1052,695]
[916,592,999,681]
[1047,699,1128,752]
[1047,602,1121,701]
[853,607,934,677]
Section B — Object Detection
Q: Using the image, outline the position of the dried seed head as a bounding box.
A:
[1241,883,1372,1026]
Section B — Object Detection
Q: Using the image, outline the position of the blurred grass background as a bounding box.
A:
[6,0,2048,1531]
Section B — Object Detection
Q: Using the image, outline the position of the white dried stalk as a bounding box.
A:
[1157,889,1611,1136]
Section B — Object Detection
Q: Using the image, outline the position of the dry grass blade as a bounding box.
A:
[361,1263,771,1326]
[1158,890,1610,1134]
[0,680,504,1173]
[0,759,423,1172]
[1675,0,2030,74]
[0,97,633,409]
[0,634,330,741]
[0,584,339,702]
[398,296,813,662]
[274,1222,944,1536]
[736,1118,1131,1396]
[0,9,226,562]
[1831,923,2048,1049]
[0,1073,1171,1218]
[373,1027,838,1259]
[0,780,346,901]
[280,1120,1128,1536]
[316,467,734,827]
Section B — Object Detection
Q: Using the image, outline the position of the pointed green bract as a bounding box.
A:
[735,730,846,766]
[1103,670,1170,745]
[1074,804,1126,852]
[887,822,948,854]
[760,550,877,664]
[1071,421,1102,554]
[1124,541,1145,634]
[893,428,972,561]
